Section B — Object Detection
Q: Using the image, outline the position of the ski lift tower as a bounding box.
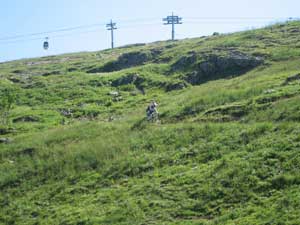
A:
[163,12,182,41]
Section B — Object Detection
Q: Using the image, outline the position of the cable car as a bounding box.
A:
[43,37,49,50]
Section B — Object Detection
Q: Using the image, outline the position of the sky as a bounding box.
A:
[0,0,299,62]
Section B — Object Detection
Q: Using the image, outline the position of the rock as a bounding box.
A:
[183,71,199,85]
[0,128,11,135]
[60,109,73,117]
[87,50,159,73]
[171,52,197,71]
[0,138,11,144]
[264,89,276,94]
[67,67,77,72]
[8,77,22,83]
[289,29,300,33]
[166,81,188,92]
[42,70,61,76]
[13,116,40,123]
[106,51,153,72]
[111,73,144,87]
[31,211,39,218]
[108,91,122,102]
[201,52,262,73]
[180,51,264,85]
[283,73,300,85]
[17,148,36,157]
[88,79,104,87]
[109,91,120,97]
[203,103,247,121]
[12,69,23,74]
[113,96,123,102]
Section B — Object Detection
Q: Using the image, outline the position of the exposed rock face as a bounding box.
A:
[0,128,12,135]
[103,51,153,72]
[8,77,23,83]
[41,70,61,76]
[16,148,36,157]
[12,69,24,74]
[13,116,40,123]
[165,81,188,92]
[108,91,120,97]
[184,71,200,85]
[283,73,300,85]
[60,109,73,117]
[172,50,264,85]
[0,137,11,144]
[204,103,247,118]
[111,73,147,94]
[67,67,77,72]
[111,73,144,87]
[171,52,197,72]
[87,49,161,73]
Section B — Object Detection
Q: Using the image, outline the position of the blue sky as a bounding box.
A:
[0,0,299,62]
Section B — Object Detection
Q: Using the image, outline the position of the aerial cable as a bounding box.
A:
[0,19,159,42]
[185,16,291,20]
[0,23,107,41]
[0,28,105,45]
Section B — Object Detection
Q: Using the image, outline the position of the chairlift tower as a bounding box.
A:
[106,20,117,49]
[163,12,182,40]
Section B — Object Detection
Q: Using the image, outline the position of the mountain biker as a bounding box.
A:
[146,101,158,121]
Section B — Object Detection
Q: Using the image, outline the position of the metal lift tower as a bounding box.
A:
[106,20,117,49]
[163,12,182,40]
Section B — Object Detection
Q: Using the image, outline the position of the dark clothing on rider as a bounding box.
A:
[146,102,158,119]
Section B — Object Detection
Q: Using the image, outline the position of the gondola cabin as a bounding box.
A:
[43,37,49,50]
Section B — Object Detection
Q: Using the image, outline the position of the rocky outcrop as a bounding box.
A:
[12,69,24,74]
[0,128,13,135]
[103,51,153,72]
[171,51,197,72]
[165,81,188,92]
[16,148,36,157]
[111,73,147,94]
[111,73,144,87]
[283,73,300,85]
[110,73,187,93]
[0,137,11,144]
[8,77,23,83]
[87,49,161,73]
[13,116,40,123]
[172,50,264,85]
[42,70,61,76]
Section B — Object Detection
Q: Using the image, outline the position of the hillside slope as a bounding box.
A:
[1,21,300,225]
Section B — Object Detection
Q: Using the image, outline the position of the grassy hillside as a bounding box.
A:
[1,21,300,224]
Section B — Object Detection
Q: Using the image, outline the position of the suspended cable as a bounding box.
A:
[0,22,162,45]
[184,20,272,25]
[185,16,292,20]
[0,28,105,45]
[0,23,107,41]
[119,22,162,29]
[0,18,160,42]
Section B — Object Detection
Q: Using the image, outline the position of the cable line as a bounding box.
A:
[0,23,107,41]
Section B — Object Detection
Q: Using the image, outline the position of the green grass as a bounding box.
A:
[1,21,300,225]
